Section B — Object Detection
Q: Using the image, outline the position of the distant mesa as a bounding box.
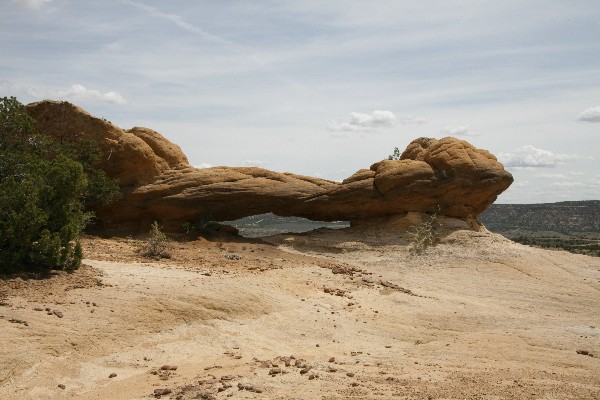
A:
[26,100,513,233]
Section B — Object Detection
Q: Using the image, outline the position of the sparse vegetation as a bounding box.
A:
[0,96,119,274]
[145,221,171,258]
[182,212,227,238]
[480,201,600,235]
[388,147,401,160]
[408,209,439,255]
[480,201,600,257]
[513,236,600,257]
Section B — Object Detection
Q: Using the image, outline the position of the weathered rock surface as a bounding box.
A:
[26,100,513,232]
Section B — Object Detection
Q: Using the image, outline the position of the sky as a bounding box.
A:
[1,0,599,204]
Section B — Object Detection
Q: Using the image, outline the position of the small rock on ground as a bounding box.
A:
[153,388,171,397]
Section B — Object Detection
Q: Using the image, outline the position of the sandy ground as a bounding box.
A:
[1,227,599,399]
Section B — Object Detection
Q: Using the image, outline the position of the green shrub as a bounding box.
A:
[409,210,439,255]
[145,221,171,258]
[0,96,118,273]
[60,138,120,206]
[181,213,220,237]
[388,147,401,160]
[0,151,87,272]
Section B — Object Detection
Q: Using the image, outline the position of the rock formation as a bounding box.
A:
[26,100,513,233]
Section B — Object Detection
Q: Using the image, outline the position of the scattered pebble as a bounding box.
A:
[196,392,216,400]
[153,388,171,397]
[53,310,63,318]
[576,350,594,357]
[58,384,66,389]
[269,367,282,375]
[218,385,230,392]
[243,384,254,391]
[160,365,177,371]
[109,373,117,378]
[236,383,263,393]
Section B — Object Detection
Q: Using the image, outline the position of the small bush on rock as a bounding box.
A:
[388,147,401,160]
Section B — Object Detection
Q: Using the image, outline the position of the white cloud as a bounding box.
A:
[328,132,349,139]
[537,173,567,179]
[12,0,52,10]
[124,1,230,44]
[498,145,579,168]
[27,84,126,104]
[244,160,269,167]
[194,163,213,169]
[512,180,530,188]
[551,181,586,188]
[398,115,428,125]
[550,177,600,189]
[328,110,396,132]
[441,125,479,137]
[577,106,600,123]
[0,80,16,90]
[538,172,584,179]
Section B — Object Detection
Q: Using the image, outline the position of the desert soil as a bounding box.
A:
[1,227,599,399]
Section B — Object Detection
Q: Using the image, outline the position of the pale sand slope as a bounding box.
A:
[0,229,599,399]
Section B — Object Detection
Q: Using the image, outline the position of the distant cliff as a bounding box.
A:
[480,200,600,236]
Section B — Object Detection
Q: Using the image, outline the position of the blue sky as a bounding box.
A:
[2,0,599,203]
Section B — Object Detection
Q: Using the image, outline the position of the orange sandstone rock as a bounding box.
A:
[26,101,513,233]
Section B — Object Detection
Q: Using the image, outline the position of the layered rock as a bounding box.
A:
[26,100,513,233]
